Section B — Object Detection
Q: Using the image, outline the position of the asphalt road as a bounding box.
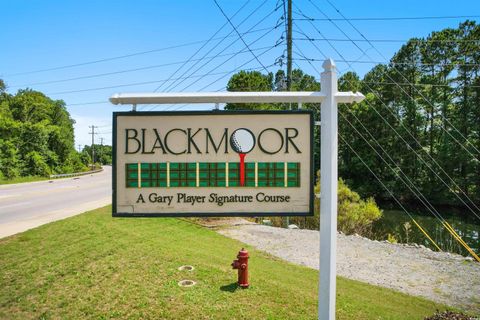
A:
[0,166,111,238]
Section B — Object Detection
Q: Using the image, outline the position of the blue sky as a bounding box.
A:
[1,0,479,147]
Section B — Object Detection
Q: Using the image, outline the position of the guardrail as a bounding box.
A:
[49,168,103,179]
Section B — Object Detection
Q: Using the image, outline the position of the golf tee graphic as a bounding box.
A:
[229,128,255,186]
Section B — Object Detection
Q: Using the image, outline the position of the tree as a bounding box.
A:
[222,20,480,214]
[0,81,88,179]
[225,70,273,110]
[0,140,20,179]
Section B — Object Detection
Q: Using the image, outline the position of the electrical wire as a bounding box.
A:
[213,0,270,73]
[157,0,274,95]
[3,24,266,78]
[339,111,479,259]
[66,101,109,106]
[339,133,442,253]
[297,0,480,179]
[293,25,480,255]
[146,6,282,111]
[293,21,480,222]
[8,32,273,88]
[293,14,480,21]
[293,37,480,43]
[46,67,263,95]
[295,57,480,68]
[149,0,256,95]
[322,0,480,157]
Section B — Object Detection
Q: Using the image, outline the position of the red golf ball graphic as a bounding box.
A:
[230,128,256,186]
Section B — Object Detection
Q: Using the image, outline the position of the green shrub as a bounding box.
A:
[22,151,51,177]
[269,175,382,236]
[387,233,398,244]
[337,179,383,235]
[0,140,20,179]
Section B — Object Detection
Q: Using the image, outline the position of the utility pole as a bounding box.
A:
[286,0,292,92]
[100,137,104,146]
[285,0,293,228]
[89,125,97,170]
[77,144,82,152]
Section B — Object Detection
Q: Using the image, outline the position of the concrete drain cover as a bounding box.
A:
[178,265,195,271]
[178,280,196,287]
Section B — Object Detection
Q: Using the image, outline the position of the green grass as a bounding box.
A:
[0,206,452,319]
[0,175,49,185]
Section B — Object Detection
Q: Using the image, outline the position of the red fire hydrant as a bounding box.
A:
[231,248,249,288]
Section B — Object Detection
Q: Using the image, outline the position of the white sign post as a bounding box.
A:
[110,58,364,320]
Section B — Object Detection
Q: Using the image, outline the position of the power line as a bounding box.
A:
[339,112,480,258]
[46,65,268,95]
[150,0,256,95]
[213,0,270,73]
[363,81,480,89]
[285,64,480,88]
[148,43,280,112]
[3,27,270,78]
[66,101,109,106]
[293,14,480,21]
[293,37,480,43]
[64,6,281,109]
[297,3,480,218]
[297,0,480,161]
[294,57,480,68]
[340,108,480,220]
[145,6,282,110]
[339,133,442,253]
[296,38,480,253]
[321,0,480,157]
[292,23,480,223]
[149,1,274,100]
[175,27,280,94]
[293,7,480,254]
[8,33,273,88]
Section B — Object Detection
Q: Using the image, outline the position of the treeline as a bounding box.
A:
[227,21,480,211]
[0,81,89,178]
[339,20,480,210]
[82,144,112,166]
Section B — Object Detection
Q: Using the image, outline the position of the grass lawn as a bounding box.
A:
[0,176,49,185]
[0,206,452,319]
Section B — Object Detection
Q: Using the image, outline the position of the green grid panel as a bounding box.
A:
[287,162,300,187]
[199,162,226,187]
[228,162,240,187]
[227,162,255,187]
[140,163,167,188]
[257,162,285,187]
[126,163,139,188]
[125,162,300,188]
[245,162,255,187]
[169,162,197,187]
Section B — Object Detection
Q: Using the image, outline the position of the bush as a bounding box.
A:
[337,179,383,235]
[22,151,51,177]
[268,176,382,236]
[0,140,20,179]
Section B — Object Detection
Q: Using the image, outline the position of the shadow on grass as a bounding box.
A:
[220,282,239,293]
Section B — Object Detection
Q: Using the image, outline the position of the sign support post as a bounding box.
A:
[319,58,338,320]
[109,58,364,320]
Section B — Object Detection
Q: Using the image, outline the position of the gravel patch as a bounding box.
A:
[216,222,480,313]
